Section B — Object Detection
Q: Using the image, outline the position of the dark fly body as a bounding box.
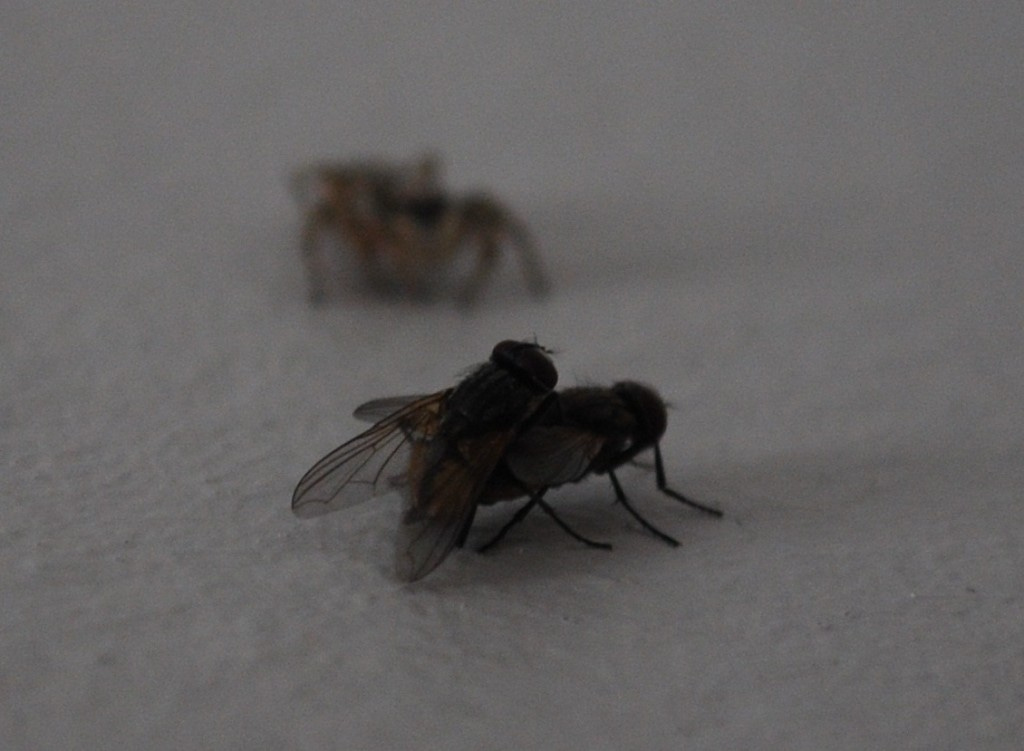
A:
[476,381,723,551]
[291,340,557,581]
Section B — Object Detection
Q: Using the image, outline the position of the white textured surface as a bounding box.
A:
[3,3,1023,749]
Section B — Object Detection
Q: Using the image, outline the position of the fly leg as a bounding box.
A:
[477,496,539,552]
[608,470,681,547]
[478,490,612,553]
[454,504,478,548]
[654,444,723,517]
[536,499,612,550]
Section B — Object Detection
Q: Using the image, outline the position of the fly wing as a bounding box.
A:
[291,391,448,518]
[503,425,607,488]
[353,395,433,423]
[394,430,528,582]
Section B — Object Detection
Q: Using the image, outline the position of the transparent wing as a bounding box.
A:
[504,425,606,488]
[291,391,448,518]
[395,435,516,581]
[353,395,432,424]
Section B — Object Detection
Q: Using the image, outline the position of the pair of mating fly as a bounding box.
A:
[293,155,549,305]
[292,341,722,581]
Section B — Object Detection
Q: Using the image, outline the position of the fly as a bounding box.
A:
[291,340,558,581]
[476,381,723,551]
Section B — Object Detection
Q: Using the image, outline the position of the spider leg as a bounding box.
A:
[458,233,499,307]
[506,217,549,298]
[608,470,681,547]
[654,444,723,517]
[300,205,336,304]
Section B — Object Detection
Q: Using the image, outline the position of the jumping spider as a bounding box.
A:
[291,155,549,305]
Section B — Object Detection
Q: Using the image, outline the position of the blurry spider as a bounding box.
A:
[291,154,549,305]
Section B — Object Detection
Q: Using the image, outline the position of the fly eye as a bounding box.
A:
[614,382,667,441]
[491,340,558,392]
[515,347,558,391]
